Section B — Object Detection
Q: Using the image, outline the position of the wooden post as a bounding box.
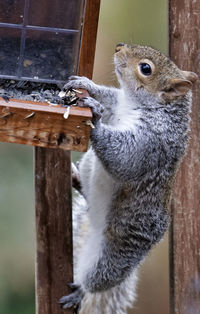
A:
[169,0,200,313]
[35,148,73,314]
[35,0,101,313]
[78,0,101,78]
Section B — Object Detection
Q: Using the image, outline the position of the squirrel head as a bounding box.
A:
[114,43,198,104]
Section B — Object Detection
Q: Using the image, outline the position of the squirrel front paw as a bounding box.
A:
[77,97,104,125]
[59,283,84,313]
[63,76,97,96]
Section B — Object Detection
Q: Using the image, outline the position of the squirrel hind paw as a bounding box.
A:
[59,286,84,312]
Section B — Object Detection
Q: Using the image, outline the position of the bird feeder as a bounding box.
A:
[0,1,101,313]
[0,0,100,151]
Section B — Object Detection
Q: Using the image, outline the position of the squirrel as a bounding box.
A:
[59,43,198,314]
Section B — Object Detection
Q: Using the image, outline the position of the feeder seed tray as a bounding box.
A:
[0,0,93,152]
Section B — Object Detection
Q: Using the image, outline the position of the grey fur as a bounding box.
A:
[60,44,195,312]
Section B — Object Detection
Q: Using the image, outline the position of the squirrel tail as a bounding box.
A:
[73,193,138,314]
[79,271,138,314]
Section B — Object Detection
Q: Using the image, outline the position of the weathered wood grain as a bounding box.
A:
[35,148,73,314]
[0,97,92,152]
[78,0,101,79]
[169,0,200,313]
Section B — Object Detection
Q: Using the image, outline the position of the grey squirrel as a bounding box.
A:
[59,43,197,313]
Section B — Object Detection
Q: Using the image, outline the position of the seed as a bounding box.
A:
[24,112,35,119]
[86,120,95,129]
[58,91,66,98]
[63,107,70,119]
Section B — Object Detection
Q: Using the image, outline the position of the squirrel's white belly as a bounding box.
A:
[88,156,114,229]
[77,151,114,286]
[79,148,114,230]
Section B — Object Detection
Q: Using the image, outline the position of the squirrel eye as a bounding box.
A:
[139,63,152,76]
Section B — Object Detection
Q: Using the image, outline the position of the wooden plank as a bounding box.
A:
[0,97,92,116]
[35,148,73,314]
[169,0,200,313]
[0,97,92,152]
[78,0,101,79]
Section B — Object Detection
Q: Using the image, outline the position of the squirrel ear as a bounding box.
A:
[182,71,198,83]
[160,78,192,102]
[169,78,192,95]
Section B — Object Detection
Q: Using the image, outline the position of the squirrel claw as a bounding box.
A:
[63,76,94,94]
[67,282,80,291]
[59,285,84,312]
[77,96,103,124]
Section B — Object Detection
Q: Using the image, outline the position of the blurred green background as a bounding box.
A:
[0,1,168,313]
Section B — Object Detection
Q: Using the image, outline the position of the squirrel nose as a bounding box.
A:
[115,43,125,53]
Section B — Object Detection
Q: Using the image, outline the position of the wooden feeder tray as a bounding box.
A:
[0,96,92,152]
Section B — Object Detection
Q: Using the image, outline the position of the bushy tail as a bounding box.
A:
[79,271,138,314]
[73,193,138,314]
